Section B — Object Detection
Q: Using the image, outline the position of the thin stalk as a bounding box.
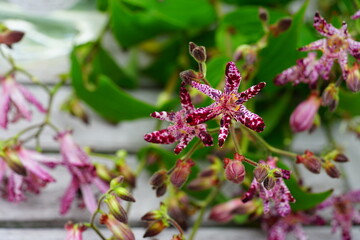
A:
[230,124,242,154]
[168,217,185,236]
[181,139,201,160]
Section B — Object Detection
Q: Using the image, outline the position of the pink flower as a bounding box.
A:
[299,12,360,80]
[100,214,135,240]
[144,83,213,154]
[290,93,321,132]
[185,62,266,146]
[55,131,109,214]
[0,75,46,129]
[209,198,256,223]
[65,222,87,240]
[318,190,360,240]
[242,157,295,217]
[352,10,360,20]
[274,52,319,88]
[0,145,58,202]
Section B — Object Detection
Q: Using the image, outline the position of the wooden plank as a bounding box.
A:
[0,86,161,152]
[1,227,359,240]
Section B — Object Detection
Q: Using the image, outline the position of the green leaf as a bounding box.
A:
[96,0,108,11]
[257,0,309,95]
[206,55,231,87]
[338,89,360,116]
[70,49,156,122]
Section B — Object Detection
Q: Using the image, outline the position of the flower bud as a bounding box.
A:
[110,176,125,189]
[253,164,269,183]
[113,187,135,202]
[115,151,136,188]
[150,170,168,196]
[0,25,24,47]
[170,159,195,188]
[3,148,27,176]
[290,93,321,132]
[347,64,360,92]
[189,42,206,63]
[334,153,349,163]
[95,163,113,182]
[61,96,89,124]
[321,83,339,111]
[323,162,341,178]
[296,150,321,174]
[189,42,197,54]
[143,220,168,238]
[263,176,276,190]
[172,234,185,240]
[65,221,87,240]
[141,210,162,221]
[104,195,128,223]
[223,158,245,184]
[100,214,135,240]
[179,70,200,84]
[258,7,269,23]
[270,18,292,37]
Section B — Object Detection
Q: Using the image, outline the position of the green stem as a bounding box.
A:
[181,139,201,160]
[168,217,185,237]
[188,181,223,240]
[230,123,242,154]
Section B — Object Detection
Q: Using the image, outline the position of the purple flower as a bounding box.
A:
[352,10,360,20]
[242,157,295,217]
[209,198,256,223]
[0,75,46,129]
[0,145,58,202]
[55,131,109,214]
[274,52,319,88]
[299,12,360,80]
[185,62,266,146]
[318,190,360,240]
[65,222,87,240]
[144,83,213,154]
[290,93,321,132]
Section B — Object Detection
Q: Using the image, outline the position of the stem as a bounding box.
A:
[87,193,108,240]
[181,139,201,160]
[242,157,258,167]
[188,181,223,240]
[168,218,185,236]
[230,123,242,154]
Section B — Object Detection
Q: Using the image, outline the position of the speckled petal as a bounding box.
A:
[236,82,266,104]
[242,180,257,203]
[234,105,265,132]
[190,81,222,100]
[179,83,194,112]
[352,10,360,20]
[0,92,10,129]
[218,114,231,147]
[298,39,326,52]
[224,62,242,94]
[150,111,176,122]
[274,65,298,85]
[316,55,334,80]
[347,38,360,60]
[313,11,339,37]
[338,51,350,80]
[174,134,194,154]
[144,129,176,144]
[186,103,220,125]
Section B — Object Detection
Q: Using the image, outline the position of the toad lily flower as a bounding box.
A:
[0,145,59,202]
[144,83,213,154]
[0,75,46,129]
[352,10,360,20]
[185,62,266,146]
[299,12,360,80]
[318,190,360,240]
[55,131,109,214]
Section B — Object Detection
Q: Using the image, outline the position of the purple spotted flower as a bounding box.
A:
[242,157,295,217]
[144,83,213,154]
[352,10,360,20]
[185,62,266,147]
[299,12,360,80]
[0,145,59,202]
[275,52,319,88]
[0,75,46,129]
[56,131,109,214]
[318,190,360,240]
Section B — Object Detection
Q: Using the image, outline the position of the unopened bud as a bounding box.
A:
[253,164,269,183]
[100,214,135,240]
[263,176,276,190]
[258,7,269,22]
[272,169,283,178]
[61,96,89,124]
[113,187,135,202]
[334,153,349,163]
[189,42,206,63]
[280,169,291,180]
[110,176,125,189]
[324,162,341,178]
[95,163,113,182]
[270,18,292,37]
[150,170,167,187]
[0,27,24,47]
[180,70,200,84]
[172,234,185,240]
[321,83,339,111]
[141,210,162,221]
[223,158,245,184]
[104,195,128,223]
[347,64,360,92]
[296,150,321,174]
[170,159,195,188]
[143,220,168,238]
[189,42,197,54]
[3,148,27,176]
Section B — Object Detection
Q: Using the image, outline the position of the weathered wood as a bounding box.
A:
[1,227,359,240]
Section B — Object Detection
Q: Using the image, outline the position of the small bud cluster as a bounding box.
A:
[141,203,171,238]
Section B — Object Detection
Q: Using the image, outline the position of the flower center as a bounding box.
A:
[327,35,347,53]
[218,93,241,113]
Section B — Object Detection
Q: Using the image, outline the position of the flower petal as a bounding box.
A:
[352,10,360,20]
[347,38,360,60]
[196,127,213,147]
[18,84,46,113]
[150,111,175,122]
[274,65,298,86]
[174,134,194,154]
[236,82,266,104]
[0,92,10,129]
[9,87,32,121]
[315,55,334,80]
[338,51,349,80]
[218,114,231,147]
[7,172,25,202]
[60,177,79,214]
[144,129,176,144]
[186,103,220,125]
[234,105,265,132]
[190,81,221,100]
[80,183,97,213]
[313,12,339,37]
[179,83,194,112]
[298,39,326,52]
[224,62,242,94]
